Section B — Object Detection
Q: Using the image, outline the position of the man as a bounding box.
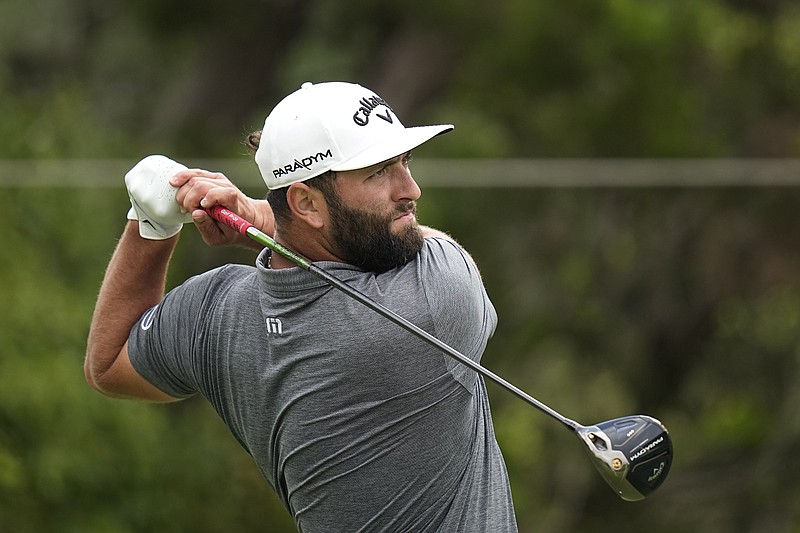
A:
[85,81,518,532]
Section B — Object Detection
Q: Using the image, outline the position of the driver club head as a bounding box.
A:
[575,415,673,501]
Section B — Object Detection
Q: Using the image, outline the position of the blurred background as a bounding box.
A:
[2,0,800,531]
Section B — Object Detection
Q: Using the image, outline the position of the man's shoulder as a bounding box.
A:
[176,263,257,301]
[420,235,478,272]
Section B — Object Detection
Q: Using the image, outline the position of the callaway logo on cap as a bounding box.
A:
[255,81,454,189]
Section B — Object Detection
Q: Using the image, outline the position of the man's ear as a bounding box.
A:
[286,183,327,229]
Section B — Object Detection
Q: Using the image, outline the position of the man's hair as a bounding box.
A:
[245,130,339,226]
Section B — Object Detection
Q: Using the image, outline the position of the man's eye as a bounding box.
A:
[370,168,388,179]
[403,154,413,167]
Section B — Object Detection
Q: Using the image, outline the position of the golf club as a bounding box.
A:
[205,205,673,501]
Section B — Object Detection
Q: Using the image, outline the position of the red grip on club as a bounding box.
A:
[205,205,253,235]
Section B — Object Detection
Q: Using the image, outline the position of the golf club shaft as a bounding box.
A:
[206,205,579,431]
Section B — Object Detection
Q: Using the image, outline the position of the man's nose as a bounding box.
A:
[393,164,421,201]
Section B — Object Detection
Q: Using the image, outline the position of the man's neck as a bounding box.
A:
[268,229,343,269]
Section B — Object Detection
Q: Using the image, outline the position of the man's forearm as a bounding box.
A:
[85,222,178,388]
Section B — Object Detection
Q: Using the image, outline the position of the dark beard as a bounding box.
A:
[327,197,424,273]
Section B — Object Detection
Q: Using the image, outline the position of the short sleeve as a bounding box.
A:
[127,266,236,398]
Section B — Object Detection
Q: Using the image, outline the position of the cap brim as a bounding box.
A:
[331,124,453,172]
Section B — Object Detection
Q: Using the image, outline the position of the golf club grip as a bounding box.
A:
[206,205,253,235]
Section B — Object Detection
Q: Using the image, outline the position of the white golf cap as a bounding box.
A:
[255,81,454,189]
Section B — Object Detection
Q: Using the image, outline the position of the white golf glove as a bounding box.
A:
[125,155,193,240]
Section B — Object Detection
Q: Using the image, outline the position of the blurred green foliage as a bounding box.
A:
[2,0,800,160]
[3,0,800,532]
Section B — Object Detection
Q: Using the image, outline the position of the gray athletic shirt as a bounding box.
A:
[129,237,518,532]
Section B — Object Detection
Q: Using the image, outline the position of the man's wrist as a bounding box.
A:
[250,199,275,237]
[126,220,181,245]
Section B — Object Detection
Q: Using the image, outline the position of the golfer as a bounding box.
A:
[85,81,518,532]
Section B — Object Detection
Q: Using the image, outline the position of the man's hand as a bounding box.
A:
[171,169,274,250]
[125,155,194,240]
